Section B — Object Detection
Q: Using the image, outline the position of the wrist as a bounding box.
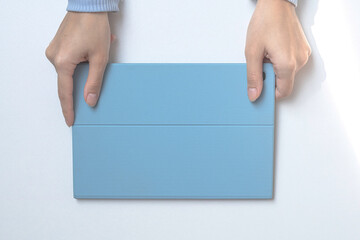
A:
[257,0,295,8]
[65,12,110,28]
[256,0,296,15]
[67,12,109,19]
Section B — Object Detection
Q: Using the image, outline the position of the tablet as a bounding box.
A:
[72,63,275,199]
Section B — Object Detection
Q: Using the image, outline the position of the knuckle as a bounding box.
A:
[277,90,289,98]
[45,46,54,61]
[53,51,72,70]
[281,57,297,72]
[298,53,309,67]
[247,72,262,86]
[297,45,312,69]
[307,45,312,57]
[54,55,70,69]
[86,81,101,91]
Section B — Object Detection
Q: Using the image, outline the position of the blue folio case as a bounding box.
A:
[72,63,275,199]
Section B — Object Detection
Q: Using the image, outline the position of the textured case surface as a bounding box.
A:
[72,63,275,199]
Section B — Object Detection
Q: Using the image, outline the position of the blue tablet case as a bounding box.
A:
[72,63,275,199]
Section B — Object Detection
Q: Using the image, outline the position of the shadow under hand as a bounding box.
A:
[287,0,326,102]
[273,0,360,202]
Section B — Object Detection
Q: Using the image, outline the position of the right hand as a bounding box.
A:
[45,12,113,126]
[245,0,311,101]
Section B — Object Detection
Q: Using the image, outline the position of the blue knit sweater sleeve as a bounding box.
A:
[67,0,120,12]
[66,0,296,12]
[287,0,298,7]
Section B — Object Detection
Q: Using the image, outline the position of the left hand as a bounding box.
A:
[245,0,311,101]
[45,12,113,126]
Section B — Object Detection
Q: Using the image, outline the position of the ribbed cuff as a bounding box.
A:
[67,0,120,12]
[287,0,298,7]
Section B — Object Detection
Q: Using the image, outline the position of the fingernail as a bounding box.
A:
[248,88,258,102]
[86,93,98,107]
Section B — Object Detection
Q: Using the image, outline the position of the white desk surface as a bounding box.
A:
[1,0,360,239]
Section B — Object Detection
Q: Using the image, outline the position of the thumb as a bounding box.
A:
[245,47,264,102]
[84,55,108,107]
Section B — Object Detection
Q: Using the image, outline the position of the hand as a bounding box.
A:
[46,12,113,126]
[245,0,311,101]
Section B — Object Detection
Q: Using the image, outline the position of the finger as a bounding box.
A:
[83,55,108,107]
[245,46,265,102]
[274,63,295,99]
[57,73,75,126]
